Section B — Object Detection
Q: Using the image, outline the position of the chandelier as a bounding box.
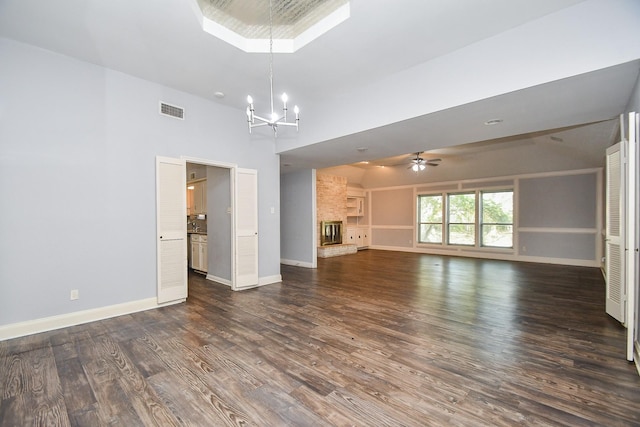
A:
[246,0,299,136]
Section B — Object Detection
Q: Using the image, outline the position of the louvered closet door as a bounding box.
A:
[234,168,258,290]
[605,143,625,323]
[156,156,188,304]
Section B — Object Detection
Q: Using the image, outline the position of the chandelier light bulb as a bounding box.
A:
[412,164,419,172]
[420,164,426,171]
[294,105,299,114]
[247,95,253,105]
[281,93,288,104]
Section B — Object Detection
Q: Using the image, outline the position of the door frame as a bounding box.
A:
[182,156,237,289]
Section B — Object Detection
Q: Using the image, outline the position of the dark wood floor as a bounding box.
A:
[2,250,640,426]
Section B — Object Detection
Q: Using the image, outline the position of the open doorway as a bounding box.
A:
[157,155,259,303]
[186,160,234,289]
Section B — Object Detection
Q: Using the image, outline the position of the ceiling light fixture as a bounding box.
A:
[409,152,441,172]
[246,0,299,136]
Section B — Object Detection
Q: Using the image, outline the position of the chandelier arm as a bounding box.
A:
[252,114,272,124]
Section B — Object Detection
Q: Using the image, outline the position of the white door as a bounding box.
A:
[627,112,638,362]
[234,168,259,290]
[605,142,625,323]
[156,156,188,304]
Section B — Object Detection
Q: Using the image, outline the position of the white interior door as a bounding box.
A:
[156,156,188,303]
[234,168,258,290]
[627,112,638,363]
[606,142,625,323]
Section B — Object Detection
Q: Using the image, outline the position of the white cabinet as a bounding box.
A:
[346,196,364,217]
[346,227,369,249]
[190,234,208,273]
[359,228,370,248]
[187,179,207,215]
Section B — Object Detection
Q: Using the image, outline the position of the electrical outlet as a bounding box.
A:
[70,289,79,300]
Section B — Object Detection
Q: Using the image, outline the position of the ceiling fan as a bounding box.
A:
[408,152,441,171]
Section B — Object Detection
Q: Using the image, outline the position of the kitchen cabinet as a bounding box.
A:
[190,234,208,273]
[346,226,369,249]
[187,179,207,215]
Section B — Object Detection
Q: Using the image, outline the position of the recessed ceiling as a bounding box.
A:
[195,0,350,52]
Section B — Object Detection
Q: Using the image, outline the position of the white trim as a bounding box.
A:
[0,298,179,341]
[369,167,602,193]
[259,274,283,286]
[181,156,237,291]
[281,258,316,268]
[369,245,599,267]
[371,225,414,230]
[311,169,318,268]
[206,274,232,287]
[181,156,236,170]
[517,227,598,234]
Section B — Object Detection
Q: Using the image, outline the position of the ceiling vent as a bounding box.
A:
[159,102,184,120]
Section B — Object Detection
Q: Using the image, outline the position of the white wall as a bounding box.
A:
[0,38,281,330]
[276,0,640,154]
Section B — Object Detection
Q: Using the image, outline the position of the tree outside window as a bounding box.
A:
[481,191,513,248]
[417,189,513,248]
[418,195,443,243]
[448,193,476,245]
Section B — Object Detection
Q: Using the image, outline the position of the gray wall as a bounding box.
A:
[0,38,281,326]
[280,169,316,267]
[207,166,232,282]
[368,170,601,266]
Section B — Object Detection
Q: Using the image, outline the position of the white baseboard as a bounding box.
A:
[281,258,316,268]
[259,274,282,286]
[206,274,232,286]
[0,297,180,341]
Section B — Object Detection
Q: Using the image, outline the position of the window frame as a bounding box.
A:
[479,190,514,248]
[446,192,477,246]
[416,187,514,250]
[417,194,444,244]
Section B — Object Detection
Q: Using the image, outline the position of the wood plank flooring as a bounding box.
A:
[2,250,640,426]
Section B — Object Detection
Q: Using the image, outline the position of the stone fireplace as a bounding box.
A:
[320,220,343,246]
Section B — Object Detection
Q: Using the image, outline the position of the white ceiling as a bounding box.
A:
[1,0,639,175]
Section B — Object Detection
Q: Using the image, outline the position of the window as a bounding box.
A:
[418,195,443,243]
[481,191,513,248]
[417,189,514,249]
[448,193,476,245]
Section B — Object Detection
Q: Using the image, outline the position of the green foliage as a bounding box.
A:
[418,191,513,246]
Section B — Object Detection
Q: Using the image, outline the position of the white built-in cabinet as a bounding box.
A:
[187,179,207,215]
[347,196,364,217]
[346,187,369,249]
[190,234,208,273]
[346,227,370,249]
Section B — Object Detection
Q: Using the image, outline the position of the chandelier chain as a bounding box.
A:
[269,0,274,116]
[245,0,299,136]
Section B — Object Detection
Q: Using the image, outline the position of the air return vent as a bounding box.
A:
[159,102,184,120]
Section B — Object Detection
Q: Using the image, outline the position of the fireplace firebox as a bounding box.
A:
[320,221,343,246]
